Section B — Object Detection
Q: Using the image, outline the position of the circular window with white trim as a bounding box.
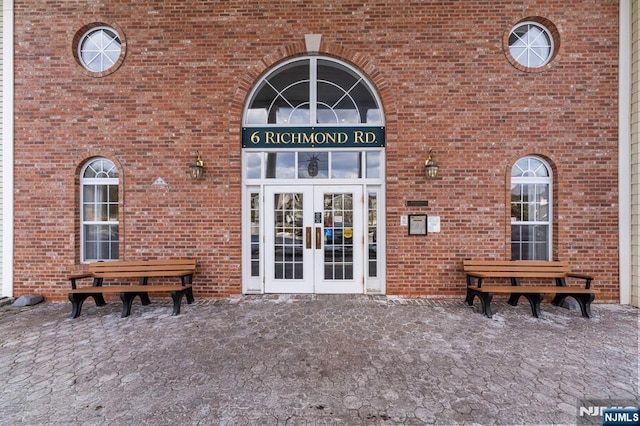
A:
[505,18,559,72]
[73,23,126,76]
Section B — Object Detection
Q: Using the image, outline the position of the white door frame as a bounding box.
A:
[262,184,364,294]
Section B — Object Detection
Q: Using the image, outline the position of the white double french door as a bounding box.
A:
[264,185,364,293]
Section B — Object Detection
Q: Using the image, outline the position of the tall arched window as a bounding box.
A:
[80,158,119,262]
[510,156,552,260]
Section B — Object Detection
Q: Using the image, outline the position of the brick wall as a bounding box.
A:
[13,1,620,301]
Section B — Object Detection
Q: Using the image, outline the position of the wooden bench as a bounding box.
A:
[67,259,196,318]
[463,260,596,319]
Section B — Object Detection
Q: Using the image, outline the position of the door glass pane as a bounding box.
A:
[273,193,304,279]
[368,193,378,277]
[250,193,260,277]
[323,193,354,280]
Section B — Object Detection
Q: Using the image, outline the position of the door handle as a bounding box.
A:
[315,227,322,249]
[306,227,312,249]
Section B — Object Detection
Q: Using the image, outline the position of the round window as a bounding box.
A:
[508,22,554,69]
[75,25,123,74]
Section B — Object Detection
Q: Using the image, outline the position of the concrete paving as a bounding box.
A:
[0,295,638,425]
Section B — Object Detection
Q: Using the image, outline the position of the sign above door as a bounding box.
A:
[242,126,385,149]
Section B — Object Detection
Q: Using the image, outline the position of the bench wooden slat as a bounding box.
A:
[463,260,569,267]
[466,271,568,278]
[93,270,195,278]
[68,284,192,294]
[467,285,597,295]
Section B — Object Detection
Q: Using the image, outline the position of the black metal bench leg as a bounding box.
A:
[94,294,107,306]
[465,288,475,306]
[479,292,494,318]
[68,293,104,318]
[551,294,566,306]
[120,293,136,318]
[170,290,184,315]
[556,293,595,318]
[574,293,595,318]
[465,288,494,318]
[185,287,195,304]
[522,293,544,318]
[507,293,521,306]
[139,292,151,305]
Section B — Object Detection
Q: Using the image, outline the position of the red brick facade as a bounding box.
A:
[12,1,620,301]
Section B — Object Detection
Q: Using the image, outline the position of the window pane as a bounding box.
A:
[84,185,95,202]
[110,242,119,259]
[108,185,118,202]
[266,153,295,178]
[366,152,381,178]
[331,152,360,179]
[84,240,97,260]
[298,152,328,179]
[95,185,108,203]
[246,153,262,179]
[108,205,119,222]
[83,204,95,222]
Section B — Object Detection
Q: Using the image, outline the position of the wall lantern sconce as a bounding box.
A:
[425,149,439,180]
[188,151,204,180]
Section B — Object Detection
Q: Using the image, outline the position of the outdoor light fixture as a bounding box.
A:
[425,149,439,180]
[188,151,204,180]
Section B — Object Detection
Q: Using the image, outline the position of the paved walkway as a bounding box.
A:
[0,295,638,425]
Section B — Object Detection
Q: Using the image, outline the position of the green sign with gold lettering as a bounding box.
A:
[242,127,385,148]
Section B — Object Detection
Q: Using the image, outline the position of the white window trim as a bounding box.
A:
[80,159,119,262]
[511,156,553,261]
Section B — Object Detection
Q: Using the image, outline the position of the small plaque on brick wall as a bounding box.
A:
[406,200,429,207]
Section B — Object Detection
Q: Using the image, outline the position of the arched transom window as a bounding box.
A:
[245,57,383,126]
[510,156,552,260]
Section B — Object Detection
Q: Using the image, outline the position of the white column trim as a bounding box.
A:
[2,0,14,298]
[619,0,631,304]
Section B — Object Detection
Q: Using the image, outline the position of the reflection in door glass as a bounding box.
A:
[323,193,354,280]
[273,193,304,279]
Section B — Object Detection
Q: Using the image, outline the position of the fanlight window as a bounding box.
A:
[245,57,383,126]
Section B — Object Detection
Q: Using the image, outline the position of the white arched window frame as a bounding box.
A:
[244,56,384,126]
[80,158,119,262]
[510,156,552,260]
